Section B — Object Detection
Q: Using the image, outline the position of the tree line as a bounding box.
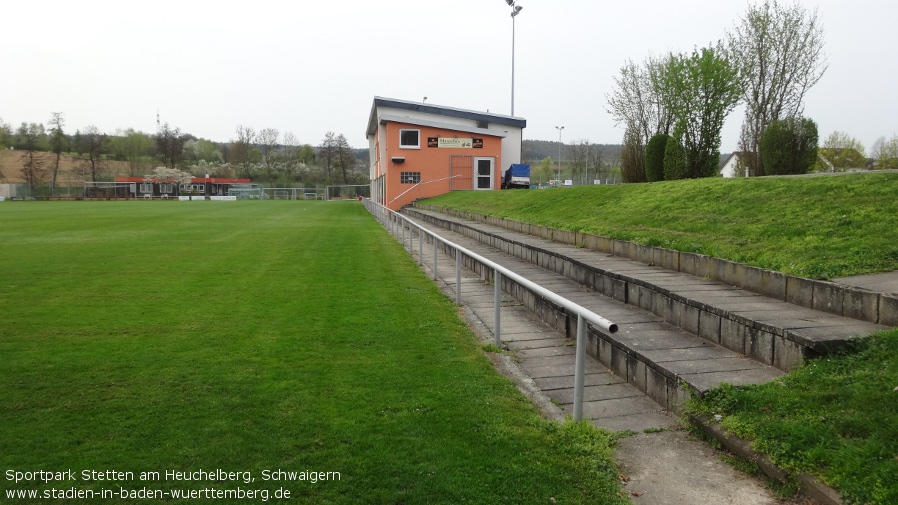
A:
[0,115,369,194]
[606,0,898,182]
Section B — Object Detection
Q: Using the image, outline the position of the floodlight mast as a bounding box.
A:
[555,126,564,183]
[505,0,523,116]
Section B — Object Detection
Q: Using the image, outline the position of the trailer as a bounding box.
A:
[502,163,530,189]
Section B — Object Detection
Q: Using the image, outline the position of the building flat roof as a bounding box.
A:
[379,115,507,138]
[367,96,526,137]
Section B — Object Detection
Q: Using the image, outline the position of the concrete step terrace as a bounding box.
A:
[405,206,888,374]
[396,210,787,414]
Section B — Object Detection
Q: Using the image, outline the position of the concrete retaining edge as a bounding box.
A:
[414,204,895,327]
[690,415,844,505]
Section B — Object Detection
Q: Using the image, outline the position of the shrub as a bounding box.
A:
[620,126,647,183]
[645,133,671,182]
[663,135,688,180]
[761,117,818,175]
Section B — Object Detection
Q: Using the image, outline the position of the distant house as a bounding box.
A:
[718,152,751,178]
[815,148,868,172]
[366,97,526,210]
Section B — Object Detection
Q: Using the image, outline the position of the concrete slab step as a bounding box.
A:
[406,206,888,372]
[404,212,784,414]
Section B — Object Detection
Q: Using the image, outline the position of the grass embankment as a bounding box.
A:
[423,174,898,504]
[691,330,898,505]
[0,201,627,504]
[423,172,898,279]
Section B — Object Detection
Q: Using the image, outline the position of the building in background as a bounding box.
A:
[367,97,526,210]
[114,176,252,198]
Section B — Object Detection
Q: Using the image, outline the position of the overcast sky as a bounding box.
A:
[3,0,895,153]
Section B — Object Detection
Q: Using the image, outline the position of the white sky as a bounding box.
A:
[2,0,895,153]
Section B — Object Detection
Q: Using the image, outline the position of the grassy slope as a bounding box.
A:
[422,172,898,279]
[0,201,627,504]
[692,330,898,505]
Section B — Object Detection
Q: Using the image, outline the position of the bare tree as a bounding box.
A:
[48,112,67,195]
[16,122,48,192]
[319,132,337,181]
[606,55,675,146]
[729,0,827,176]
[334,134,357,185]
[80,125,107,182]
[257,128,280,181]
[619,124,647,183]
[229,125,257,178]
[155,123,185,169]
[281,132,299,180]
[871,135,898,169]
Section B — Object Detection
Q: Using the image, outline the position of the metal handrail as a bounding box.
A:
[363,199,617,421]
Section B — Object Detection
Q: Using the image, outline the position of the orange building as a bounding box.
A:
[367,97,526,210]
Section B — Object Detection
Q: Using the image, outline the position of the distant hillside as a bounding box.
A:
[522,140,622,166]
[0,151,131,185]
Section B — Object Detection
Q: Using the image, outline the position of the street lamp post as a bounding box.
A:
[555,126,564,184]
[506,0,523,116]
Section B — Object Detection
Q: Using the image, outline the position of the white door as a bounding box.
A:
[474,157,494,190]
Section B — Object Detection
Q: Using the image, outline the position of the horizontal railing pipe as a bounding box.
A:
[363,199,618,422]
[363,199,618,335]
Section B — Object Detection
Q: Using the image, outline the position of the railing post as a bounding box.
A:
[455,248,462,305]
[418,227,423,266]
[574,314,586,422]
[493,269,502,347]
[401,219,406,249]
[433,237,439,281]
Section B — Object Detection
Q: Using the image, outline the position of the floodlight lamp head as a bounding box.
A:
[505,0,514,5]
[515,5,523,12]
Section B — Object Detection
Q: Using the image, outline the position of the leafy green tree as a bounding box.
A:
[660,43,743,178]
[16,122,48,191]
[534,156,553,184]
[729,0,827,176]
[183,138,223,165]
[298,144,316,165]
[760,117,818,175]
[114,129,154,176]
[817,131,866,171]
[0,117,12,150]
[644,133,671,182]
[48,112,67,195]
[822,131,865,156]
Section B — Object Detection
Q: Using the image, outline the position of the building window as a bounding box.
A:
[400,172,421,184]
[399,129,420,149]
[159,183,174,194]
[139,183,152,194]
